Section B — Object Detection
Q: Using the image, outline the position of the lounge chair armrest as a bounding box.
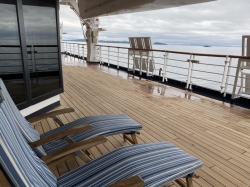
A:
[28,107,75,123]
[107,175,144,187]
[41,136,107,164]
[29,124,92,148]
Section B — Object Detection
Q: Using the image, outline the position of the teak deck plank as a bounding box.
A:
[34,58,250,187]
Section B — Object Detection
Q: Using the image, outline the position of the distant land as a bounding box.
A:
[63,39,129,44]
[64,39,166,45]
[63,39,241,47]
[154,42,167,45]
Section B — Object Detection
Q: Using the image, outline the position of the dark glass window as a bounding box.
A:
[23,0,60,98]
[0,1,27,104]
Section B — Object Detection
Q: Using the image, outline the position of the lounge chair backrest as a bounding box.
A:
[136,38,144,50]
[143,37,152,50]
[0,79,46,157]
[129,37,137,49]
[0,92,57,186]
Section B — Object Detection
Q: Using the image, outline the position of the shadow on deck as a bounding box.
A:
[33,55,250,187]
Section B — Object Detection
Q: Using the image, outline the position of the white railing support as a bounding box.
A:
[133,51,137,74]
[127,49,130,70]
[83,45,85,60]
[223,57,233,97]
[221,56,230,93]
[78,44,80,57]
[108,47,110,66]
[162,52,169,82]
[139,55,142,75]
[117,48,120,69]
[186,54,193,89]
[146,54,150,76]
[189,55,196,90]
[231,59,242,100]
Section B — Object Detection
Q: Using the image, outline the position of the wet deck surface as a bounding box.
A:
[34,56,250,187]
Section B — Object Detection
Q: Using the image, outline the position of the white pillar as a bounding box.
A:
[86,17,100,63]
[61,1,100,63]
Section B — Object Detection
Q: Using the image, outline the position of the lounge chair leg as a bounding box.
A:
[123,133,126,142]
[186,177,193,187]
[175,173,198,187]
[131,134,138,144]
[84,150,91,156]
[76,150,92,163]
[123,132,139,144]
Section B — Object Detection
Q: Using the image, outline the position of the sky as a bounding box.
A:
[60,0,250,46]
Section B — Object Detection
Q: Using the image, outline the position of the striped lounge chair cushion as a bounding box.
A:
[42,114,142,154]
[0,79,47,157]
[0,92,203,187]
[58,141,203,187]
[0,79,142,157]
[0,95,57,186]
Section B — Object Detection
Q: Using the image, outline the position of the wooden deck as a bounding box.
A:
[34,57,250,187]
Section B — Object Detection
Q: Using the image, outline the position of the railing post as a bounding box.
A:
[75,44,77,57]
[108,47,110,66]
[117,48,120,69]
[127,49,130,70]
[139,55,142,76]
[100,46,102,64]
[186,54,193,89]
[78,44,80,58]
[221,56,230,93]
[231,59,242,102]
[162,52,169,82]
[83,45,85,60]
[223,57,233,98]
[146,54,149,77]
[69,43,71,55]
[189,55,196,90]
[133,56,135,74]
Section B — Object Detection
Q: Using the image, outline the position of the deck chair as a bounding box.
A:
[129,37,155,76]
[0,79,142,159]
[0,94,203,187]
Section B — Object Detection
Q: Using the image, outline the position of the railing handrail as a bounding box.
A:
[62,42,250,60]
[95,44,250,59]
[62,42,87,45]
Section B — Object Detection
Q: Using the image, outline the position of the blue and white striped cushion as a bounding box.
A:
[0,98,57,187]
[0,79,142,157]
[0,80,46,157]
[58,142,203,187]
[42,114,142,154]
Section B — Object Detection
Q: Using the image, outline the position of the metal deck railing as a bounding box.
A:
[61,42,250,100]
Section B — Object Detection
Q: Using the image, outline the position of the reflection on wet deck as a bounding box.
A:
[35,55,250,187]
[63,55,201,101]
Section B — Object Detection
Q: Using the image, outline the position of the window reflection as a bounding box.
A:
[0,1,27,104]
[23,0,60,98]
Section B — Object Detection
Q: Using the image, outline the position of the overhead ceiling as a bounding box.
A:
[78,0,215,19]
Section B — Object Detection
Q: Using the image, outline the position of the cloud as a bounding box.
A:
[60,0,250,46]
